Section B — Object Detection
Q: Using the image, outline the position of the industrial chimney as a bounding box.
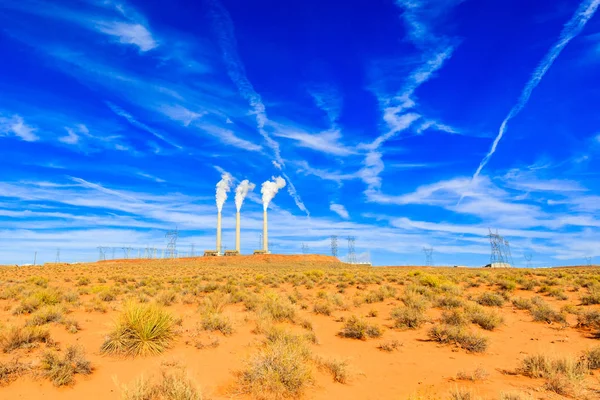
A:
[235,211,241,253]
[217,211,222,255]
[263,209,268,253]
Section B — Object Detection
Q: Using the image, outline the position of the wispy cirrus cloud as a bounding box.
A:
[0,115,39,142]
[209,0,309,216]
[330,203,350,219]
[466,0,600,192]
[94,21,157,52]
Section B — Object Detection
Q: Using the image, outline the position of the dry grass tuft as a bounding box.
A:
[41,345,92,386]
[391,306,427,329]
[377,339,402,352]
[456,366,489,381]
[339,315,382,340]
[120,370,203,400]
[0,359,30,386]
[428,325,488,353]
[238,328,312,399]
[101,302,176,356]
[0,325,51,353]
[519,353,588,396]
[315,356,349,383]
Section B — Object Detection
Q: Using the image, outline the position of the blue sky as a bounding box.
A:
[1,0,599,266]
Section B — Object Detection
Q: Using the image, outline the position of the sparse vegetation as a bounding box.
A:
[41,345,92,386]
[101,302,176,356]
[428,325,488,353]
[339,315,383,339]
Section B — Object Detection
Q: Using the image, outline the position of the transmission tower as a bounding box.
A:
[301,243,308,254]
[111,247,116,260]
[165,228,179,258]
[122,247,132,259]
[330,235,338,257]
[97,246,107,261]
[585,256,593,267]
[423,247,433,266]
[487,229,507,264]
[191,244,195,257]
[524,253,533,268]
[347,236,356,264]
[55,248,60,263]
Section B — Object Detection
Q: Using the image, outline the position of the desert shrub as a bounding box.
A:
[497,279,517,292]
[500,392,534,400]
[448,387,476,400]
[520,352,590,396]
[0,360,29,386]
[101,302,175,356]
[435,295,464,309]
[76,277,91,286]
[97,288,117,302]
[377,339,401,352]
[391,306,427,329]
[312,301,333,316]
[258,292,296,323]
[576,310,600,328]
[441,309,468,326]
[545,287,568,300]
[476,292,504,307]
[315,357,348,383]
[26,305,65,326]
[456,366,489,381]
[419,274,443,288]
[201,312,233,335]
[27,276,48,287]
[121,370,203,400]
[155,291,177,306]
[1,326,51,353]
[584,346,600,369]
[239,329,312,399]
[41,345,92,386]
[200,292,231,314]
[339,315,382,340]
[511,298,532,311]
[466,306,503,331]
[580,289,600,305]
[428,325,488,353]
[400,291,430,311]
[62,318,81,334]
[530,303,567,325]
[366,309,378,318]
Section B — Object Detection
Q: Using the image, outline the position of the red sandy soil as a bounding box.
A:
[0,255,599,399]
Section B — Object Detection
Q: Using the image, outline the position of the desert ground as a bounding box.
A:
[0,255,599,400]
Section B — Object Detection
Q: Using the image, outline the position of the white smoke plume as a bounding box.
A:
[215,172,233,212]
[235,179,255,211]
[261,176,286,210]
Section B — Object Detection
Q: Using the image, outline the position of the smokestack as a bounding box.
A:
[235,211,241,253]
[260,177,285,254]
[217,211,222,255]
[263,209,268,253]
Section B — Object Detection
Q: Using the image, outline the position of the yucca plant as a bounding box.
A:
[101,302,175,356]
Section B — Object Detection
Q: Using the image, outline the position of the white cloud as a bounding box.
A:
[95,21,158,51]
[501,169,586,193]
[468,0,600,187]
[59,128,79,145]
[272,127,356,156]
[159,105,204,126]
[330,203,350,219]
[0,115,39,142]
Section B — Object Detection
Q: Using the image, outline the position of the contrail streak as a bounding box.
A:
[460,0,600,204]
